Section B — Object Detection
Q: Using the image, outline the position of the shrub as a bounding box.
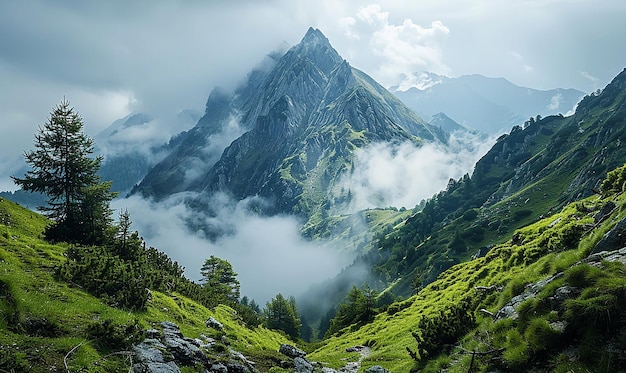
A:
[462,209,478,221]
[600,163,626,196]
[524,317,560,352]
[86,319,143,351]
[502,329,529,368]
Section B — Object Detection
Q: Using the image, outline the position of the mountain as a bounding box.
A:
[428,112,475,134]
[299,67,626,335]
[96,110,201,194]
[361,68,626,291]
[4,36,626,371]
[392,72,585,134]
[134,28,446,223]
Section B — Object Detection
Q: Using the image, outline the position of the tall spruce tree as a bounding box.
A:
[12,98,116,244]
[200,255,241,304]
[265,293,301,339]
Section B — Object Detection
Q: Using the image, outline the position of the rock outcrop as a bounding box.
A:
[132,321,255,373]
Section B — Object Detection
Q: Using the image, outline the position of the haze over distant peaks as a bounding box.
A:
[392,72,585,134]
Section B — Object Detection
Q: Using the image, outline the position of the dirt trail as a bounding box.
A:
[340,345,371,373]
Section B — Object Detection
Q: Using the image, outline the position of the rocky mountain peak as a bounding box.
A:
[288,27,343,76]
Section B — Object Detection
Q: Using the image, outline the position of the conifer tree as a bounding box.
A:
[200,255,241,304]
[12,98,116,244]
[265,293,301,339]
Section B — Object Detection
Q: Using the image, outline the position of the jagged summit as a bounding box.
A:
[134,28,443,223]
[301,27,331,47]
[282,27,343,77]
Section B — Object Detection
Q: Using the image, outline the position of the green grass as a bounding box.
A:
[310,189,626,372]
[0,197,289,372]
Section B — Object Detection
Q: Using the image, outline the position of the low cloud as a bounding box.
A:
[341,132,496,211]
[113,192,355,305]
[547,93,563,111]
[182,116,247,185]
[340,4,450,88]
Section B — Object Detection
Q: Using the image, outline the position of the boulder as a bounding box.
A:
[279,343,306,359]
[206,316,224,331]
[592,216,626,253]
[208,363,228,373]
[132,339,181,373]
[365,366,390,373]
[294,356,313,373]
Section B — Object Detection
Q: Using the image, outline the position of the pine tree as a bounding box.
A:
[200,255,241,304]
[12,98,116,244]
[265,293,301,339]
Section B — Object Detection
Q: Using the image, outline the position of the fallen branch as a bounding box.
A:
[474,285,502,292]
[459,347,505,373]
[479,308,494,317]
[64,340,86,372]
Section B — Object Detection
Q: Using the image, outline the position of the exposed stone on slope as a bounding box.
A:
[132,321,256,373]
[280,344,307,359]
[591,215,626,253]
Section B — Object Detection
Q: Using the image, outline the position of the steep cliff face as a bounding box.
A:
[134,28,444,219]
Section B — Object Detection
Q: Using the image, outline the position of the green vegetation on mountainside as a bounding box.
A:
[364,69,626,297]
[0,197,289,372]
[309,163,626,372]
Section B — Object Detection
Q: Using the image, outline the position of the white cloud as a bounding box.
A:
[348,4,450,87]
[580,71,600,87]
[113,192,355,304]
[339,16,359,40]
[548,93,563,111]
[341,132,496,211]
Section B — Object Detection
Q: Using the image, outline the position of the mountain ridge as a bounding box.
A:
[392,72,585,134]
[134,28,445,224]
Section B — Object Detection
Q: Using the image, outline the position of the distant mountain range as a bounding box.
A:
[392,72,585,134]
[96,110,201,194]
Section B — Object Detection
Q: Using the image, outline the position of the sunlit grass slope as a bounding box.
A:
[0,197,289,372]
[310,187,626,372]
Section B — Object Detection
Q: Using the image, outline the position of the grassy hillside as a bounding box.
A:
[309,166,626,372]
[0,197,289,372]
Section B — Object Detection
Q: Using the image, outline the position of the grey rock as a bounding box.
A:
[294,356,314,373]
[145,329,161,339]
[321,368,338,373]
[161,321,181,334]
[594,201,616,223]
[230,349,256,371]
[584,247,626,266]
[549,320,568,333]
[131,361,181,373]
[209,363,228,373]
[132,339,181,373]
[494,273,562,321]
[365,366,390,373]
[163,334,205,365]
[345,345,366,353]
[592,216,626,253]
[134,339,167,363]
[279,344,307,358]
[494,305,517,320]
[206,316,224,331]
[226,362,249,373]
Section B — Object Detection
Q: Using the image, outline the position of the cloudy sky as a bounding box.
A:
[1,0,625,190]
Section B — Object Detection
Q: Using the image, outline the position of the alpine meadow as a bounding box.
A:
[2,11,626,373]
